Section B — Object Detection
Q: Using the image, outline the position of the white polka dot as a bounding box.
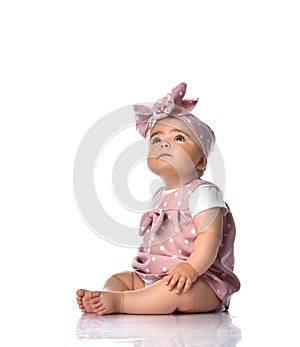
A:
[146,268,150,273]
[187,119,191,123]
[161,225,166,230]
[184,239,189,245]
[160,245,165,251]
[227,223,231,228]
[187,183,191,188]
[151,236,155,241]
[190,229,196,234]
[188,190,192,195]
[177,201,182,206]
[175,226,180,233]
[178,249,182,254]
[171,255,177,259]
[169,238,174,243]
[163,202,168,207]
[217,289,220,294]
[140,226,145,232]
[162,266,167,272]
[151,256,156,262]
[174,192,179,197]
[168,215,172,220]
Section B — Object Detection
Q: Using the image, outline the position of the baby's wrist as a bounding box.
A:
[186,261,200,276]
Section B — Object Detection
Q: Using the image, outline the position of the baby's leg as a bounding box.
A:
[83,277,221,315]
[121,277,221,315]
[102,271,145,291]
[76,271,144,313]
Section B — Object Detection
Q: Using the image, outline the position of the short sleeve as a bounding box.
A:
[189,184,228,218]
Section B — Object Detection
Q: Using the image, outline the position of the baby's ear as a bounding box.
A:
[196,155,207,171]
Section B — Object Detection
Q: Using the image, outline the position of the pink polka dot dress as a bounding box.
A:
[132,178,241,309]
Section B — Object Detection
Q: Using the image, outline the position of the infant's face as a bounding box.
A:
[147,118,205,184]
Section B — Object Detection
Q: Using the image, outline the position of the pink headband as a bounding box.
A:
[134,82,215,158]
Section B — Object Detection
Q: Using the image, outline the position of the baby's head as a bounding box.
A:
[134,83,215,186]
[147,116,206,182]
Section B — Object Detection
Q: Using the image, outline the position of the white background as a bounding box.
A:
[1,1,299,346]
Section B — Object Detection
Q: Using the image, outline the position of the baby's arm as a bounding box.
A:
[164,208,223,294]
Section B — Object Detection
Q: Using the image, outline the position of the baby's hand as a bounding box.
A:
[164,263,198,294]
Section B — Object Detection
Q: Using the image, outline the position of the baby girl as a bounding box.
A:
[76,82,240,315]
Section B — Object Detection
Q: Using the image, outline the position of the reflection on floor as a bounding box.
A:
[76,311,241,346]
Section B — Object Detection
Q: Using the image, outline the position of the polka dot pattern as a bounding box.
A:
[132,178,240,308]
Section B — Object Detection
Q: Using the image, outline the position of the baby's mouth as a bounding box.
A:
[157,153,172,159]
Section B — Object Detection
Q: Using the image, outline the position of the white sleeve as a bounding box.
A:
[189,184,228,218]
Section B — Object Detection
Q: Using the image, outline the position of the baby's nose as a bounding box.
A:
[160,141,170,148]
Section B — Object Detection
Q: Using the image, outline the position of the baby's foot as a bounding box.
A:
[76,289,94,313]
[76,289,122,315]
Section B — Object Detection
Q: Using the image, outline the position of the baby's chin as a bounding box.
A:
[147,157,178,175]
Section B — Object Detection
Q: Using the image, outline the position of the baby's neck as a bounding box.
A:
[162,176,198,190]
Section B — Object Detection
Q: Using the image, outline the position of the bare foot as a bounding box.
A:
[76,289,93,313]
[76,289,122,315]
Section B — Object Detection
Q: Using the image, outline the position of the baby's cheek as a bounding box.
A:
[147,157,155,170]
[147,157,162,173]
[175,152,195,169]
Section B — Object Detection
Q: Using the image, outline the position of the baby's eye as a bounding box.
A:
[151,137,161,145]
[174,135,185,142]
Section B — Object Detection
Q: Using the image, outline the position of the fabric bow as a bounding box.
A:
[139,209,168,235]
[139,208,191,237]
[134,82,199,137]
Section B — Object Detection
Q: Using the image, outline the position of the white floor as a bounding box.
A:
[73,306,298,346]
[76,311,241,346]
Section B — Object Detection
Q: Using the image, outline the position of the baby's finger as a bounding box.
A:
[175,277,187,294]
[164,275,172,286]
[167,274,180,291]
[183,278,192,293]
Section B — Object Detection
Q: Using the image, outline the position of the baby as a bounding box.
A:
[76,83,240,315]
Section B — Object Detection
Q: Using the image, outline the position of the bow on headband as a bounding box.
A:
[134,82,199,138]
